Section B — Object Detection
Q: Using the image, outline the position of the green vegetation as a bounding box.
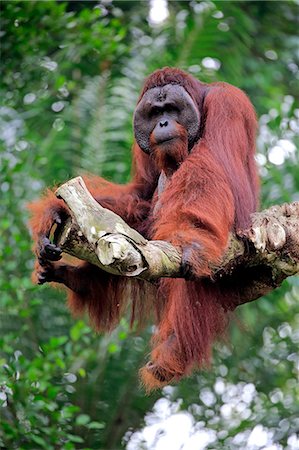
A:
[1,1,298,449]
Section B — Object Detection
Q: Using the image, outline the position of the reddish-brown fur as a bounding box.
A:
[28,68,259,390]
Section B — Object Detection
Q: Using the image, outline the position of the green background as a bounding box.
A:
[1,1,298,449]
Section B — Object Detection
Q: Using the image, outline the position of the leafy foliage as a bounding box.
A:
[0,1,298,449]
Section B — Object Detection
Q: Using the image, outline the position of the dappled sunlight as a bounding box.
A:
[1,1,298,448]
[149,0,169,25]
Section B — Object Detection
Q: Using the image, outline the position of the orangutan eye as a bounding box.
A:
[149,106,162,117]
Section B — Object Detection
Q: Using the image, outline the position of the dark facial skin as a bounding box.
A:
[133,84,200,154]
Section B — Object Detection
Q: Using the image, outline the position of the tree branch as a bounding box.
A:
[55,177,299,306]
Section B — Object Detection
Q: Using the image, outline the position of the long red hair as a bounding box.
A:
[28,68,259,390]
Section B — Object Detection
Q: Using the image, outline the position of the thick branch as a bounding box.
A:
[55,177,299,305]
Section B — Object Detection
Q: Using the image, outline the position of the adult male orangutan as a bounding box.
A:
[29,67,259,390]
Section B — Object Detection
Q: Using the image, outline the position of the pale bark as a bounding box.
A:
[55,176,299,305]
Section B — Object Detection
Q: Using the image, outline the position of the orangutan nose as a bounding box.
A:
[159,120,168,128]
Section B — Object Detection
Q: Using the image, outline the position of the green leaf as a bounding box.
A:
[75,414,90,426]
[108,343,119,354]
[88,421,105,430]
[66,434,84,443]
[31,435,47,448]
